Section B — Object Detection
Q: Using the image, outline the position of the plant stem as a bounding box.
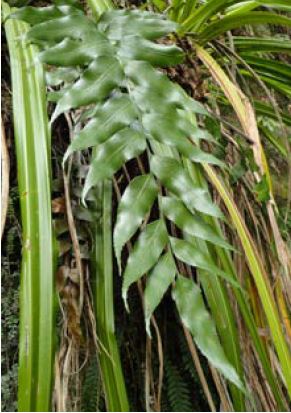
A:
[92,181,129,412]
[85,1,129,410]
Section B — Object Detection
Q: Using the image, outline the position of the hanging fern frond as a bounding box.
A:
[9,1,244,392]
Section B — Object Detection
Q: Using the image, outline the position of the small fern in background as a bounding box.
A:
[164,358,193,412]
[1,187,21,412]
[81,355,104,412]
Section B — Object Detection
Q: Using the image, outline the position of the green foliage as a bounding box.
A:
[114,174,158,271]
[164,358,193,412]
[253,175,271,202]
[9,1,244,395]
[1,190,21,412]
[81,356,104,412]
[122,220,168,307]
[172,275,243,390]
[144,252,176,335]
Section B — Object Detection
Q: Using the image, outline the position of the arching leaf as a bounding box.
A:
[114,174,158,271]
[198,12,291,44]
[122,220,168,309]
[150,155,223,218]
[144,252,176,336]
[172,275,244,390]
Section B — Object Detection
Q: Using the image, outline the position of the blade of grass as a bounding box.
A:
[186,161,287,411]
[4,2,56,411]
[196,46,291,396]
[205,164,291,398]
[197,12,291,44]
[232,36,291,54]
[180,0,238,34]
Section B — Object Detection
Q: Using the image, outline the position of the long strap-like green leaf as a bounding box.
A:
[4,3,56,411]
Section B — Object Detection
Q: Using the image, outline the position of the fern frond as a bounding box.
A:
[165,358,193,412]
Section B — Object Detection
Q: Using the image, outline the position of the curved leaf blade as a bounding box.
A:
[150,155,223,218]
[170,237,242,290]
[99,10,178,40]
[198,12,291,44]
[114,174,158,271]
[172,275,244,390]
[144,252,176,336]
[233,36,291,54]
[53,56,123,120]
[122,220,168,309]
[65,95,138,159]
[83,128,146,200]
[26,14,97,42]
[8,5,73,25]
[161,196,232,249]
[125,60,207,115]
[118,35,184,67]
[38,35,113,66]
[143,112,223,166]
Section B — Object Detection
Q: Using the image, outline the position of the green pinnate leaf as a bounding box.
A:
[122,220,168,309]
[150,155,223,218]
[83,128,147,201]
[161,196,232,249]
[144,252,176,336]
[8,5,80,25]
[98,10,178,41]
[118,36,184,67]
[38,35,114,67]
[65,95,138,160]
[170,237,242,290]
[52,56,123,121]
[26,14,97,42]
[172,275,244,390]
[114,174,158,271]
[142,111,223,165]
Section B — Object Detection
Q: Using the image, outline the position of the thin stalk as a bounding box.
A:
[92,181,129,412]
[85,1,129,410]
[4,3,56,411]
